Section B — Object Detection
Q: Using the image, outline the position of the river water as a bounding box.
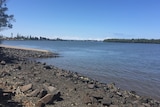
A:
[2,40,160,100]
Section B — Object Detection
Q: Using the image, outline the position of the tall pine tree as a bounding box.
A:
[0,0,14,31]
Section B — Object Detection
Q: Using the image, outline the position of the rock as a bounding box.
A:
[123,91,130,98]
[43,65,51,69]
[38,89,48,98]
[116,92,122,96]
[16,82,25,86]
[107,83,118,92]
[0,60,6,65]
[27,89,40,97]
[20,83,32,92]
[92,94,103,100]
[35,101,45,107]
[110,105,119,107]
[48,86,57,93]
[101,99,112,106]
[43,84,49,91]
[88,84,95,89]
[0,71,11,78]
[38,94,53,104]
[14,65,21,70]
[130,90,136,94]
[16,87,22,95]
[140,98,149,103]
[43,84,56,94]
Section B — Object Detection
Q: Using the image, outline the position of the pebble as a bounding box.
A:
[0,60,6,65]
[88,84,95,89]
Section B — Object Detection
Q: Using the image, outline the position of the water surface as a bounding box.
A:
[3,40,160,100]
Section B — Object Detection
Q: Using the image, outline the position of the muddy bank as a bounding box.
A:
[0,46,160,107]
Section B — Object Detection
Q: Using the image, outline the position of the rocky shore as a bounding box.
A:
[0,46,160,107]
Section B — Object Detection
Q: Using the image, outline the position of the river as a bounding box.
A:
[2,40,160,100]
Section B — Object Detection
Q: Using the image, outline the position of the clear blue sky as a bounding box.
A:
[1,0,160,40]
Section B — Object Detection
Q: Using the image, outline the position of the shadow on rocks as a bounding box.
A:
[0,47,17,64]
[51,92,63,104]
[47,92,63,105]
[0,88,22,107]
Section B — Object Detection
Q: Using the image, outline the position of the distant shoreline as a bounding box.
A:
[1,35,160,43]
[103,38,160,44]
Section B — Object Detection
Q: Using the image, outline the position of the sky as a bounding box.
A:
[1,0,160,40]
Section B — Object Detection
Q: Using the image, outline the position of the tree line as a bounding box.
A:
[0,35,64,41]
[103,39,160,44]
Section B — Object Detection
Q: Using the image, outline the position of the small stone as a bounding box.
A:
[116,92,122,96]
[44,65,51,69]
[16,87,22,95]
[92,94,103,100]
[0,71,11,77]
[101,99,112,106]
[107,83,118,92]
[0,60,6,65]
[88,84,95,89]
[16,82,24,86]
[110,105,119,107]
[14,65,21,70]
[143,103,150,107]
[130,90,136,94]
[20,83,32,92]
[140,98,149,103]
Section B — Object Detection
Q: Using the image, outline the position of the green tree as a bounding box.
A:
[0,0,14,31]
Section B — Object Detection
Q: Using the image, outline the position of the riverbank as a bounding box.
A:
[0,46,160,107]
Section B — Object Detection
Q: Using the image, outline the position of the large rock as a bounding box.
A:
[36,91,61,106]
[27,89,40,97]
[43,84,56,93]
[20,83,32,92]
[48,86,57,93]
[39,94,53,104]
